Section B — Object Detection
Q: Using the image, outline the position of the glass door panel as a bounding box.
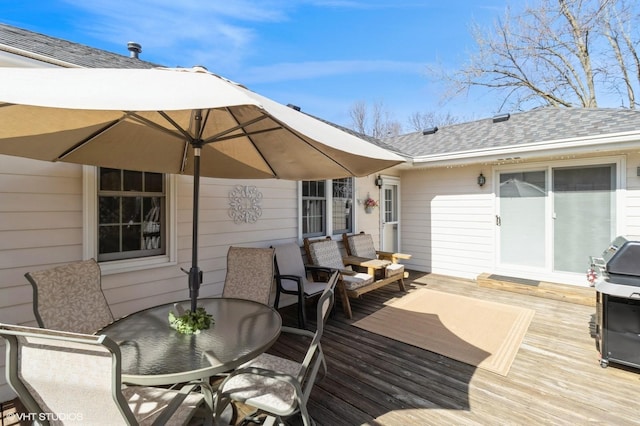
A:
[498,171,547,268]
[381,182,399,253]
[553,165,616,273]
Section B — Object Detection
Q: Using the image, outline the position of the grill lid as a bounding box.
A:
[605,236,640,276]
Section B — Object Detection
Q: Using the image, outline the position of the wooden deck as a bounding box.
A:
[3,271,640,425]
[269,271,639,425]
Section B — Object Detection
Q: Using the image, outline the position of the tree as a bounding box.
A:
[431,0,640,111]
[349,100,403,138]
[406,111,460,132]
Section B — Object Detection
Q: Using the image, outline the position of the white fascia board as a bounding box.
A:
[0,48,78,68]
[410,130,640,167]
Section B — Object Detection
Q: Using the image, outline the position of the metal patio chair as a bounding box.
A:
[0,323,214,425]
[214,271,338,426]
[273,242,333,329]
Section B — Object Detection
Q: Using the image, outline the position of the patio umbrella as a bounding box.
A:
[0,66,404,311]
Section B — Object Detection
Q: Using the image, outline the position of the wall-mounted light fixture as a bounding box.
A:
[375,175,384,188]
[477,173,486,187]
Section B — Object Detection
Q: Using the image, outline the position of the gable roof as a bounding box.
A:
[0,23,160,69]
[384,107,640,164]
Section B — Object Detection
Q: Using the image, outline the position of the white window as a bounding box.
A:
[301,178,354,238]
[84,167,177,273]
[97,168,165,261]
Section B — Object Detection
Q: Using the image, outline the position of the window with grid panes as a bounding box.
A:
[97,168,166,261]
[302,178,353,237]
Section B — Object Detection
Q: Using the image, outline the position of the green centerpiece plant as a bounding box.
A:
[168,307,214,335]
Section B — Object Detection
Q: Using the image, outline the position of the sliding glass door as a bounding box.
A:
[497,162,617,276]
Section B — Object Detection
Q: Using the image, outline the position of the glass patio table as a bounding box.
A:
[99,297,282,386]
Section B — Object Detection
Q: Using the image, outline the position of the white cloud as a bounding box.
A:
[239,60,427,84]
[60,0,294,68]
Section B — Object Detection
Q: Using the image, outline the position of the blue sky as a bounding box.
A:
[2,0,517,130]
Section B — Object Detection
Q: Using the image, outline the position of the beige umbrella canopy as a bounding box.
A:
[0,66,405,310]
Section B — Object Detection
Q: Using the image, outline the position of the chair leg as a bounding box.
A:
[337,282,352,319]
[274,287,281,310]
[398,277,406,292]
[298,292,307,329]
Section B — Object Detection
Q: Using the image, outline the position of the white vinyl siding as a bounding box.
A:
[401,167,494,279]
[624,151,640,239]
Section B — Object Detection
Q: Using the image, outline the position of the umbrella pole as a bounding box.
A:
[189,145,202,312]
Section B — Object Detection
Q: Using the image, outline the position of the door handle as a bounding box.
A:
[496,215,501,226]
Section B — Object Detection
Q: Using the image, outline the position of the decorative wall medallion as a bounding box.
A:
[228,185,263,224]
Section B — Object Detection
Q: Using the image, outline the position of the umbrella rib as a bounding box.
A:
[57,118,122,161]
[202,126,283,143]
[129,111,195,142]
[201,113,274,144]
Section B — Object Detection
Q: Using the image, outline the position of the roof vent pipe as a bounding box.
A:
[422,126,438,135]
[127,42,142,59]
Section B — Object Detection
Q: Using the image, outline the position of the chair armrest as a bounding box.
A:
[376,251,412,262]
[274,274,304,296]
[303,264,334,275]
[281,326,314,338]
[274,274,303,283]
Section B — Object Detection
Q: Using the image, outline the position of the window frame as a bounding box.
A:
[83,166,178,274]
[298,178,355,240]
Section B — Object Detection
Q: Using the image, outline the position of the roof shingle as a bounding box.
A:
[0,23,160,69]
[384,107,640,158]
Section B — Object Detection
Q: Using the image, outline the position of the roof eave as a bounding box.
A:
[410,130,640,168]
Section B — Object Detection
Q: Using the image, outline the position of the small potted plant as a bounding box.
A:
[364,196,378,213]
[168,306,214,335]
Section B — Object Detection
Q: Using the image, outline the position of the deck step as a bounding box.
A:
[477,272,595,306]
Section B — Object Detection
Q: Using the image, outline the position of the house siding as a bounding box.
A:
[400,150,640,285]
[400,167,494,279]
[624,152,640,239]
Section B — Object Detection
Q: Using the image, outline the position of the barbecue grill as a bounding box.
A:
[588,236,640,369]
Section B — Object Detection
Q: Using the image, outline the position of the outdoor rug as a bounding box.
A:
[352,288,535,376]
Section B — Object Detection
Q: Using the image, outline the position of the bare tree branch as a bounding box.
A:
[428,0,640,111]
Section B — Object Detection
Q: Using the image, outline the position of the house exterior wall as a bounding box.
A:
[400,166,493,279]
[624,151,640,238]
[400,150,640,285]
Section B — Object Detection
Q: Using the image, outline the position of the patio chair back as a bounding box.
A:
[223,246,275,305]
[0,323,211,426]
[344,233,378,258]
[304,239,346,271]
[25,259,114,334]
[274,242,308,283]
